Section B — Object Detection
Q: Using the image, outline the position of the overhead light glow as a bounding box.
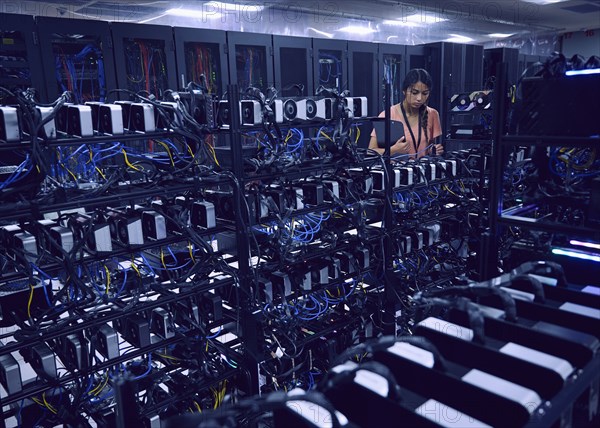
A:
[488,33,514,38]
[445,34,474,43]
[405,13,448,24]
[552,248,600,263]
[166,8,222,19]
[308,28,334,38]
[521,0,568,5]
[204,1,263,12]
[566,68,600,76]
[383,19,420,27]
[337,26,377,35]
[570,240,600,250]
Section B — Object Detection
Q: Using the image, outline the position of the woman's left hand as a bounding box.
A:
[433,143,444,156]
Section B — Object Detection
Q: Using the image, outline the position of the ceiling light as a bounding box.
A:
[566,68,600,76]
[520,0,569,5]
[552,247,600,263]
[570,240,600,250]
[382,19,420,27]
[204,2,263,12]
[405,13,448,24]
[166,8,222,19]
[307,28,334,38]
[488,33,514,38]
[337,26,377,35]
[445,34,474,43]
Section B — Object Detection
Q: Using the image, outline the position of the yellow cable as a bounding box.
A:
[27,284,34,319]
[157,141,175,166]
[188,242,195,263]
[104,265,110,295]
[208,144,220,167]
[95,167,106,180]
[319,130,333,142]
[160,248,167,270]
[194,401,202,412]
[42,393,57,414]
[131,260,142,278]
[121,149,141,171]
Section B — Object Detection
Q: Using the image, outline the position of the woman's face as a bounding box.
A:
[403,81,431,111]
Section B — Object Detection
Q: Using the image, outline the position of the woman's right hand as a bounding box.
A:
[390,136,409,155]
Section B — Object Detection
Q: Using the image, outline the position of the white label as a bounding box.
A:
[559,302,600,320]
[416,399,491,427]
[354,369,389,397]
[462,369,541,413]
[499,287,535,302]
[388,342,435,368]
[528,274,558,287]
[582,286,600,296]
[471,303,505,319]
[500,342,574,380]
[418,317,474,341]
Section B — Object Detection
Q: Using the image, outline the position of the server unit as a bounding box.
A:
[424,42,484,137]
[312,39,348,93]
[378,43,406,113]
[348,41,378,148]
[0,14,45,100]
[173,27,228,94]
[226,31,274,93]
[110,22,178,98]
[273,35,312,97]
[483,47,520,89]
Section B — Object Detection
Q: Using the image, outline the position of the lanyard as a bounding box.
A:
[400,103,421,154]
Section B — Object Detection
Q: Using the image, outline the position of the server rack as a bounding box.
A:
[378,43,406,113]
[36,17,118,104]
[483,47,520,89]
[312,39,348,93]
[425,42,484,138]
[348,41,378,148]
[273,35,312,97]
[173,27,229,95]
[110,22,177,98]
[0,13,45,100]
[226,31,274,93]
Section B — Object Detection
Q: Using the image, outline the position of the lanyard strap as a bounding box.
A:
[400,103,421,154]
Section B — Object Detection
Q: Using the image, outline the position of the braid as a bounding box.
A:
[420,105,429,144]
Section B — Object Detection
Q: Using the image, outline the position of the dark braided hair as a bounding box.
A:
[402,68,432,144]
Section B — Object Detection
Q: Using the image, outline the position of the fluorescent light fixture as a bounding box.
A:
[308,28,334,38]
[552,248,600,263]
[383,19,420,27]
[488,33,514,38]
[445,34,474,43]
[566,68,600,76]
[570,240,600,250]
[166,8,222,19]
[337,25,377,35]
[204,1,263,12]
[405,13,448,24]
[521,0,568,5]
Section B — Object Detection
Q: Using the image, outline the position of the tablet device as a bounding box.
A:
[373,120,405,148]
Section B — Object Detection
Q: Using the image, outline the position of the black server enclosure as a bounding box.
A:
[348,41,378,148]
[312,39,348,93]
[518,53,545,77]
[483,47,520,89]
[378,43,407,113]
[273,35,312,97]
[36,17,117,104]
[173,27,229,95]
[0,14,46,101]
[226,31,274,93]
[110,22,177,99]
[424,42,484,137]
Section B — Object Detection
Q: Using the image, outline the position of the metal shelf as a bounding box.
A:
[498,214,600,240]
[501,135,600,148]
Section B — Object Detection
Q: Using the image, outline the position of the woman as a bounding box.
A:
[369,68,443,158]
